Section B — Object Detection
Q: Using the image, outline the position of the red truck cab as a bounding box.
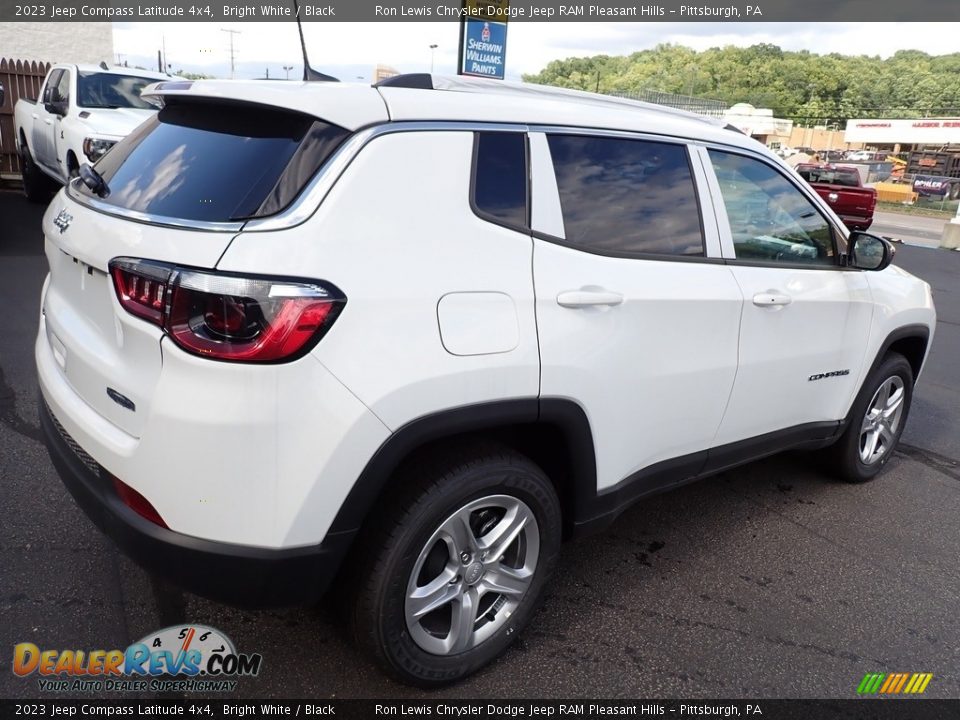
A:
[795,163,877,232]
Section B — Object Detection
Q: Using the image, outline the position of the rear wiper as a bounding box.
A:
[79,164,110,198]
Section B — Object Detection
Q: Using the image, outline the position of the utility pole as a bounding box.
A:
[221,28,241,79]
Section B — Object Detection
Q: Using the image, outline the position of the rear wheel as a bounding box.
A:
[350,444,561,686]
[823,352,913,482]
[21,146,54,203]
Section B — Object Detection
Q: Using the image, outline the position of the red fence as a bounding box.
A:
[0,58,51,178]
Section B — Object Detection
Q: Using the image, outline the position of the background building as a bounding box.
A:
[0,23,114,65]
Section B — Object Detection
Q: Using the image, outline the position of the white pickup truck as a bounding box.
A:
[14,63,170,201]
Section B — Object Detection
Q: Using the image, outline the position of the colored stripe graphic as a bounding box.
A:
[858,672,933,694]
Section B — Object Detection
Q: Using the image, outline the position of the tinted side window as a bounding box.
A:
[473,132,527,229]
[43,70,63,103]
[546,135,704,257]
[77,101,349,222]
[55,70,70,104]
[709,150,836,266]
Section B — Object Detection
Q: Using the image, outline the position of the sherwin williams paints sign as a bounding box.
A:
[458,0,509,79]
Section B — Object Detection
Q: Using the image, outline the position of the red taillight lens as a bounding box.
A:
[108,258,344,363]
[110,260,171,325]
[111,475,168,529]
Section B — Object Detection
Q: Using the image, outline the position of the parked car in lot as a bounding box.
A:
[14,63,169,201]
[795,163,878,231]
[36,75,936,686]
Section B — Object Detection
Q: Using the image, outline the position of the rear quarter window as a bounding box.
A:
[77,101,349,222]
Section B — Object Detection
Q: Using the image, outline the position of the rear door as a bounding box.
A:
[698,147,873,448]
[530,131,743,493]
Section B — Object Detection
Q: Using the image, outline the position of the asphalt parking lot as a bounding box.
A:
[2,189,959,700]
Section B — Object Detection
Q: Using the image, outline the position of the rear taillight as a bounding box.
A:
[109,258,344,363]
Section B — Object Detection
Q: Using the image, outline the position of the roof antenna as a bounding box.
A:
[292,0,339,82]
[99,61,109,70]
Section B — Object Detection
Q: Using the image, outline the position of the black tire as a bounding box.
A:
[66,152,80,180]
[21,146,54,203]
[823,352,914,483]
[350,442,561,687]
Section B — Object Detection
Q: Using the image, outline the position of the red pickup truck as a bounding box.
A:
[795,164,877,231]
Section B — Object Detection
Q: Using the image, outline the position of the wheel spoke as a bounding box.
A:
[448,588,480,654]
[861,409,879,433]
[478,504,532,560]
[878,423,895,447]
[883,386,904,419]
[481,564,533,597]
[864,429,880,461]
[441,510,477,558]
[408,574,460,620]
[875,381,891,412]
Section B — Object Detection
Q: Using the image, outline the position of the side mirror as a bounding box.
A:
[44,87,67,116]
[848,231,895,271]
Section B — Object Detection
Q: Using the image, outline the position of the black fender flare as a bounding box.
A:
[843,323,931,426]
[326,398,598,536]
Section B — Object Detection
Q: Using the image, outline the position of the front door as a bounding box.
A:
[700,147,873,448]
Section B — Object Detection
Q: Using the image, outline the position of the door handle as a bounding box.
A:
[753,292,792,307]
[556,290,624,308]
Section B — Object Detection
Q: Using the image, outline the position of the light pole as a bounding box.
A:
[283,65,293,80]
[825,122,838,159]
[429,44,438,74]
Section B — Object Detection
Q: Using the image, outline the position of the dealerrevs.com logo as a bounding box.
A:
[12,625,262,693]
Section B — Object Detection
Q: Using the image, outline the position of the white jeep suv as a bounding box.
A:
[36,75,935,686]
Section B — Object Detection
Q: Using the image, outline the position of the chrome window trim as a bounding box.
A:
[62,119,759,234]
[64,178,245,233]
[697,141,851,263]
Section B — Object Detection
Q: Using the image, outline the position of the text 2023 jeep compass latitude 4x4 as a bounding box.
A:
[37,75,935,685]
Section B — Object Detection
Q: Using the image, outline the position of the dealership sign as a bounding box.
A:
[845,118,960,144]
[458,0,509,79]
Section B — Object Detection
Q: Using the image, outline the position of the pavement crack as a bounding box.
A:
[0,358,43,444]
[897,443,960,482]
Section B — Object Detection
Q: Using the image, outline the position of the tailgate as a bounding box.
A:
[816,185,876,217]
[40,192,235,438]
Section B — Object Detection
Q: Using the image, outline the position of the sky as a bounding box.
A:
[112,22,960,83]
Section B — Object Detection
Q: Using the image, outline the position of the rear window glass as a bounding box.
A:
[78,72,160,110]
[78,101,350,222]
[797,167,860,187]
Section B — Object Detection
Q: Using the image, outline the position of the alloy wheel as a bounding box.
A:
[859,375,905,465]
[405,495,539,656]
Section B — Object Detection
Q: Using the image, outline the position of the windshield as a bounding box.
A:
[77,72,161,110]
[798,167,861,187]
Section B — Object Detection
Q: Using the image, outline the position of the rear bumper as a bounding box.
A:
[40,397,355,608]
[839,215,873,231]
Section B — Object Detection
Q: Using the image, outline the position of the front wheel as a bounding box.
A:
[350,444,561,686]
[824,352,914,482]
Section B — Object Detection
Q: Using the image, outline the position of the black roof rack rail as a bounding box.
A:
[374,73,434,90]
